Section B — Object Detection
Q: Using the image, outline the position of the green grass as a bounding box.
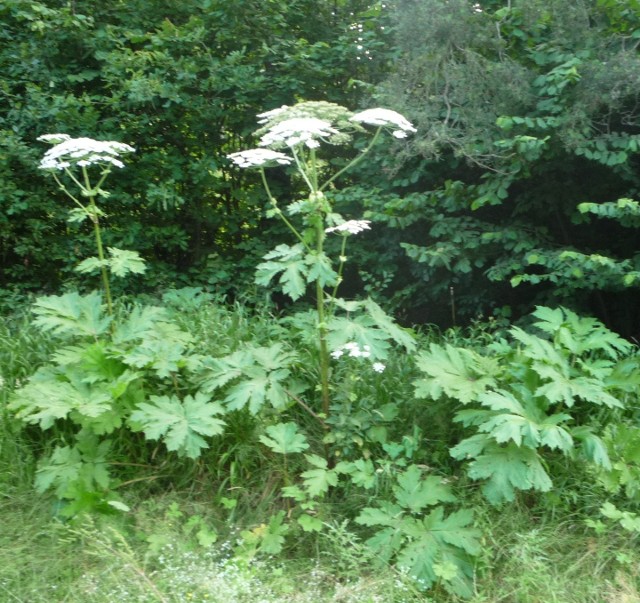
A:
[10,476,635,599]
[0,490,427,603]
[468,505,640,603]
[1,490,638,602]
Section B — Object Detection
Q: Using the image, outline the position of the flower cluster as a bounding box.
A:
[227,148,292,168]
[227,103,415,169]
[256,105,289,124]
[325,220,371,235]
[350,108,417,139]
[258,117,338,149]
[331,342,372,359]
[38,135,135,171]
[331,342,386,372]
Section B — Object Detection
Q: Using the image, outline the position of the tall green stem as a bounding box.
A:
[82,167,113,316]
[327,235,348,317]
[304,147,330,417]
[319,127,382,192]
[260,169,310,251]
[316,218,331,418]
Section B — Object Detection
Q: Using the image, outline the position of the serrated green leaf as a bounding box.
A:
[75,256,108,274]
[364,504,481,597]
[534,364,623,408]
[335,458,377,489]
[305,251,338,287]
[430,508,481,556]
[199,350,253,392]
[255,243,307,301]
[467,443,552,505]
[9,368,114,430]
[35,435,112,499]
[111,305,168,344]
[393,465,456,513]
[414,343,499,404]
[106,247,146,277]
[32,291,111,337]
[356,501,404,527]
[326,316,391,360]
[297,514,324,532]
[259,422,309,454]
[572,427,611,470]
[450,433,492,460]
[301,455,338,497]
[130,392,225,459]
[35,445,83,496]
[363,297,416,352]
[261,511,288,554]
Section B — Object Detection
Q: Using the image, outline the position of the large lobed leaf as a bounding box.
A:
[32,291,111,338]
[130,392,225,459]
[414,343,500,404]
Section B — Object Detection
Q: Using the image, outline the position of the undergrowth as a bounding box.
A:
[2,298,640,601]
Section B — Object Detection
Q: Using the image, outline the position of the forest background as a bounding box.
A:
[2,0,640,602]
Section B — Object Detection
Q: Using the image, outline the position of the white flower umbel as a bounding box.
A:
[38,136,135,171]
[227,148,293,168]
[332,342,372,359]
[350,108,417,139]
[256,105,290,124]
[325,220,371,235]
[372,362,386,373]
[37,133,71,144]
[259,117,339,149]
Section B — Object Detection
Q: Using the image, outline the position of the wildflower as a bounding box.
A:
[372,362,386,373]
[325,220,371,235]
[350,108,416,138]
[259,117,338,149]
[227,148,292,168]
[38,136,135,171]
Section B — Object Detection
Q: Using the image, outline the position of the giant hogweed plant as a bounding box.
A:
[413,305,640,505]
[215,102,417,422]
[9,136,224,514]
[210,103,484,598]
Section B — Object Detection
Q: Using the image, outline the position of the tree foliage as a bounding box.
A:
[358,0,640,334]
[0,0,391,297]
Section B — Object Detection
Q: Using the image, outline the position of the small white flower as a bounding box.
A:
[325,220,371,235]
[227,148,292,168]
[350,108,416,138]
[39,136,135,171]
[259,117,338,149]
[372,362,386,373]
[331,349,345,359]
